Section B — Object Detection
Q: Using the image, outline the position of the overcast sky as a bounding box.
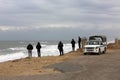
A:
[0,0,120,41]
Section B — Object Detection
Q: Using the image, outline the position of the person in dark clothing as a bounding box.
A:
[36,42,42,57]
[58,41,64,56]
[78,37,81,48]
[71,39,76,51]
[27,44,33,58]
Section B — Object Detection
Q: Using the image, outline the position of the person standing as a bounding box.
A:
[71,39,76,51]
[27,44,33,58]
[78,37,81,49]
[58,41,64,56]
[36,42,42,57]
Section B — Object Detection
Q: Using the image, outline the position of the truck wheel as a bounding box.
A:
[84,53,87,55]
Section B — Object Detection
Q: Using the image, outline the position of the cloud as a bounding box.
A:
[0,0,120,40]
[0,0,120,28]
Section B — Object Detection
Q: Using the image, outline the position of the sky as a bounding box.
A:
[0,0,120,41]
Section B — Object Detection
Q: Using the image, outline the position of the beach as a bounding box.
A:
[0,49,120,80]
[0,49,81,77]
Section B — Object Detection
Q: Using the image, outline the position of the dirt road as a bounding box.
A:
[1,49,120,80]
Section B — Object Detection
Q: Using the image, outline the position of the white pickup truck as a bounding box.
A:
[83,36,107,55]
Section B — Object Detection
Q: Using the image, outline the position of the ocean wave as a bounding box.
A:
[9,47,26,51]
[41,41,48,44]
[0,51,27,62]
[0,43,79,62]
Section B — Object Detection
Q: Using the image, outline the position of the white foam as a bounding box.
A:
[107,40,115,44]
[0,52,27,62]
[9,47,25,51]
[41,41,48,44]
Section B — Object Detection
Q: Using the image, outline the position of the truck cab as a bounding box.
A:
[83,35,107,55]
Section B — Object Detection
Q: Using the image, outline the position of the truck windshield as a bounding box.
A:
[87,41,99,45]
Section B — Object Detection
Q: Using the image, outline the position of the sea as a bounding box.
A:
[0,40,79,62]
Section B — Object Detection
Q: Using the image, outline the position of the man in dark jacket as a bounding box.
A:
[36,42,42,57]
[71,39,76,51]
[27,44,33,58]
[78,37,81,48]
[58,41,64,56]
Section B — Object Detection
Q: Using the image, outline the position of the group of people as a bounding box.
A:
[27,37,81,58]
[27,42,41,58]
[58,37,81,56]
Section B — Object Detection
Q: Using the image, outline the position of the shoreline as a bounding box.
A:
[0,49,82,77]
